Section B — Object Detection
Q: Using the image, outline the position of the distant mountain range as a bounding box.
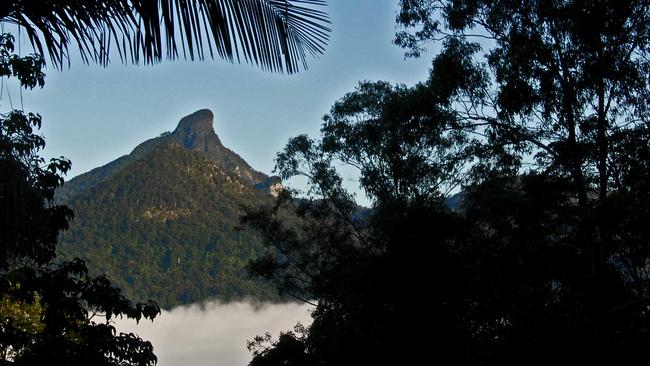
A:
[57,110,281,309]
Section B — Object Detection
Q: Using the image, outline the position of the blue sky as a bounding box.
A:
[9,1,438,192]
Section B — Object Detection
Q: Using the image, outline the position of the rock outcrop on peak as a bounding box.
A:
[174,109,215,138]
[168,109,273,188]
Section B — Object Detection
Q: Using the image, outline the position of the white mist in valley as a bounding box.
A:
[115,301,313,366]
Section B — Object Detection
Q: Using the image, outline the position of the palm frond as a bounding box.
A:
[0,0,331,73]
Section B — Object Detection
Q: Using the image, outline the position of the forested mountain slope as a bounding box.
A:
[57,110,280,308]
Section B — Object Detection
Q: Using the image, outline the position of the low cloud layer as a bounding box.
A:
[115,301,313,366]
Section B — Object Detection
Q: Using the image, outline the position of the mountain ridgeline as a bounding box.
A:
[57,110,281,308]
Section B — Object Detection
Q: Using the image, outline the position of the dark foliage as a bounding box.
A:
[243,1,650,361]
[0,32,159,365]
[393,0,650,361]
[243,81,472,364]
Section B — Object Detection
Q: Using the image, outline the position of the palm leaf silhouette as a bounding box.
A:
[0,0,330,73]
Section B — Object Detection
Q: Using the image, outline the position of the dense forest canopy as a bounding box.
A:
[244,1,650,364]
[58,139,280,309]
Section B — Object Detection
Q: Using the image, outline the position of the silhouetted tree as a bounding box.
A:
[1,33,159,365]
[243,81,472,365]
[244,2,650,364]
[394,0,650,362]
[0,0,330,73]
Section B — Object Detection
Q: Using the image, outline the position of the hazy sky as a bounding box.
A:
[7,0,436,183]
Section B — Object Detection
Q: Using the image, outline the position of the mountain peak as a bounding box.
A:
[167,109,272,187]
[57,108,279,203]
[172,109,221,148]
[176,108,214,130]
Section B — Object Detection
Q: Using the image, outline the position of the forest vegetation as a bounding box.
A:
[244,1,650,364]
[0,33,160,364]
[58,122,281,309]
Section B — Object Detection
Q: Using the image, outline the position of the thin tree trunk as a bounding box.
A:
[594,74,609,340]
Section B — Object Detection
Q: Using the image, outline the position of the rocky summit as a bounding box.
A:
[56,110,281,309]
[170,109,274,188]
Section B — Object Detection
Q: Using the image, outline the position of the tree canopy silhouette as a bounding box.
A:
[244,1,650,364]
[244,80,470,365]
[395,0,650,351]
[0,0,330,73]
[0,33,160,366]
